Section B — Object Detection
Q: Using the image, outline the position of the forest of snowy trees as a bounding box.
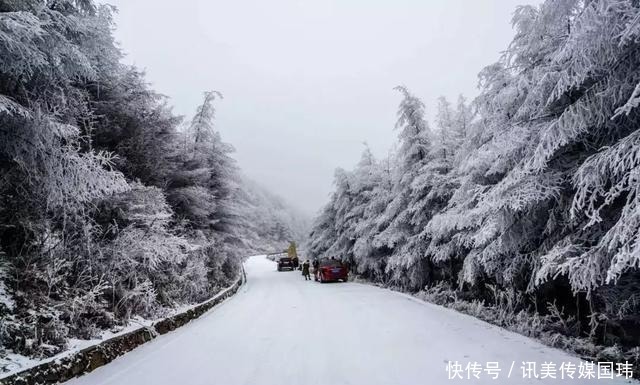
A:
[0,0,306,363]
[308,0,640,361]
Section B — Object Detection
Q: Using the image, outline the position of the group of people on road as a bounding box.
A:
[302,259,320,281]
[302,258,347,281]
[299,258,322,280]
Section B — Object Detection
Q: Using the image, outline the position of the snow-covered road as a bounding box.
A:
[65,255,634,385]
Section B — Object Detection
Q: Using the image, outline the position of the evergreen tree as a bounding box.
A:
[308,0,640,352]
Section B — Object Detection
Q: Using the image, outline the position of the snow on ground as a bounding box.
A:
[63,256,635,385]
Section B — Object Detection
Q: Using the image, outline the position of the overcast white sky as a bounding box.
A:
[105,0,539,216]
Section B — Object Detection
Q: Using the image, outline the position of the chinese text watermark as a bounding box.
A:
[445,361,633,380]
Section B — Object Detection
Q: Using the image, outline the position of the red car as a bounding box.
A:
[316,258,348,283]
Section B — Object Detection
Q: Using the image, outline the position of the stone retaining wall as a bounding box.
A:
[1,271,245,385]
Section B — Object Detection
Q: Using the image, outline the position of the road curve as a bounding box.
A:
[64,255,633,385]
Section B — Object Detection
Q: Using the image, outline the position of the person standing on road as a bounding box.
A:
[312,258,320,281]
[302,260,311,280]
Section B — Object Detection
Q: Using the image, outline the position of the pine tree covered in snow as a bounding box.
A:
[0,0,307,363]
[308,0,640,354]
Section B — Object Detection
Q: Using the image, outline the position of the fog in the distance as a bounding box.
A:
[106,0,538,216]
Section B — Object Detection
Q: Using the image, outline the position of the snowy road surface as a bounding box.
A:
[65,255,634,385]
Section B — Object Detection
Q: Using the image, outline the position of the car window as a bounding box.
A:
[320,259,342,267]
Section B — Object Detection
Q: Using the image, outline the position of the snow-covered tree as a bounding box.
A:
[373,86,431,254]
[0,1,305,360]
[308,0,640,351]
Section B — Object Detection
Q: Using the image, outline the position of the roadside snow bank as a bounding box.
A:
[0,271,245,385]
